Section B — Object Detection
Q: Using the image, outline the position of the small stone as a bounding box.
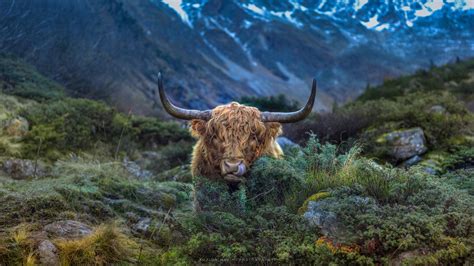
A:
[401,155,422,168]
[428,105,447,114]
[44,220,92,239]
[133,217,152,234]
[37,240,59,266]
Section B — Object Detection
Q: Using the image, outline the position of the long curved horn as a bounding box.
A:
[261,79,317,123]
[158,73,212,120]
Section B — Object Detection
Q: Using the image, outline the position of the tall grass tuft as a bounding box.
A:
[55,223,138,265]
[287,135,411,209]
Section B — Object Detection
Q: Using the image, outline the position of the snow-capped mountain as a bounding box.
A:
[1,0,473,114]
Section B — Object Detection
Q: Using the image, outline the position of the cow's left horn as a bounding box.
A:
[261,79,317,123]
[158,73,212,120]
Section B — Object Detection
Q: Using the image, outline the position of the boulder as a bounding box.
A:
[303,196,376,243]
[379,127,428,160]
[44,220,92,239]
[276,136,300,150]
[1,158,47,179]
[37,240,60,266]
[303,200,340,237]
[3,116,29,137]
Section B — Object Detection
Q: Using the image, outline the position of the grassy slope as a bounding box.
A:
[0,55,472,264]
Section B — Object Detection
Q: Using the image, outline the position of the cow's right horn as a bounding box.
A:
[261,79,317,123]
[158,73,212,120]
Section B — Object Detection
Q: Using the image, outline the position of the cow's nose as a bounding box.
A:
[222,159,246,176]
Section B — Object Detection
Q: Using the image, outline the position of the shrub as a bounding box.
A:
[19,98,193,164]
[247,156,303,208]
[21,98,129,159]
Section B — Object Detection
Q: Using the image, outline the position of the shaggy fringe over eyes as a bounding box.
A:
[192,102,281,155]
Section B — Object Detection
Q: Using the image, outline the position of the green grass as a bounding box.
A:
[0,53,64,101]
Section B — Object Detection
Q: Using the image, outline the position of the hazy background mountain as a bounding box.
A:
[1,0,473,115]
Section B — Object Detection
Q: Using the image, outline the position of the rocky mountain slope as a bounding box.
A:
[1,0,473,115]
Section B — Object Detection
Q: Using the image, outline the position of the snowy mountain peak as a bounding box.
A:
[160,0,474,32]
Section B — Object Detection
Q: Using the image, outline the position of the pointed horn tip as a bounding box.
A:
[261,78,318,123]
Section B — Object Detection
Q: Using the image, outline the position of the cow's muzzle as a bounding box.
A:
[222,159,247,184]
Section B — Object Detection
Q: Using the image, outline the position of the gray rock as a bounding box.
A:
[276,136,300,150]
[428,105,447,114]
[401,155,422,168]
[3,116,29,137]
[383,127,428,160]
[421,159,441,175]
[1,158,47,179]
[37,240,59,266]
[44,220,92,239]
[304,196,375,243]
[133,217,152,234]
[123,157,153,180]
[303,198,348,240]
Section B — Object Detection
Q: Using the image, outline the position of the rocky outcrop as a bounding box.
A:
[378,127,428,160]
[1,158,47,179]
[303,196,376,243]
[44,220,92,239]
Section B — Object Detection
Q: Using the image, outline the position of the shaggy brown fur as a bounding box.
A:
[190,102,283,179]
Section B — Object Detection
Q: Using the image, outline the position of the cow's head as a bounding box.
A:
[158,74,316,183]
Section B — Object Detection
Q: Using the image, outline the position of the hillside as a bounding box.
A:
[1,0,473,115]
[0,54,473,264]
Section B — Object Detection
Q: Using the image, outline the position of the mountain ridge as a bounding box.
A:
[0,0,472,115]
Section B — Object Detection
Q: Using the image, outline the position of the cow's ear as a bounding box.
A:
[190,119,207,137]
[266,122,282,138]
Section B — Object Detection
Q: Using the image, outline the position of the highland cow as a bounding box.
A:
[158,73,317,185]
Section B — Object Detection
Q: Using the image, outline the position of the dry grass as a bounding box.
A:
[55,224,138,265]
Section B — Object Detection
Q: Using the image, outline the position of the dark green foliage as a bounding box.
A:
[130,116,191,146]
[193,176,247,213]
[178,206,323,264]
[240,94,300,112]
[0,53,64,101]
[247,156,303,207]
[21,98,130,159]
[18,98,193,167]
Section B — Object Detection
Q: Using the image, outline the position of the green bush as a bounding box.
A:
[18,98,193,164]
[20,98,129,159]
